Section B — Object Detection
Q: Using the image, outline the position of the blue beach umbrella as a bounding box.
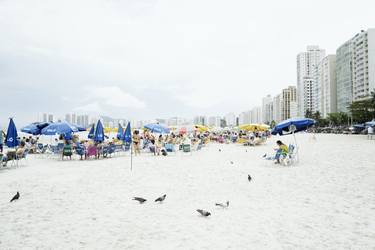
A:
[94,120,104,143]
[6,118,19,148]
[144,123,170,134]
[41,122,78,135]
[21,122,42,135]
[88,124,95,139]
[117,123,124,140]
[271,118,315,136]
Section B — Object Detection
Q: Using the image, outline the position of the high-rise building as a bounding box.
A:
[194,116,206,126]
[336,29,375,113]
[48,114,54,123]
[224,113,236,127]
[208,116,221,127]
[65,114,71,123]
[316,55,337,117]
[297,45,326,116]
[281,86,297,120]
[272,94,282,123]
[250,107,262,123]
[261,95,273,124]
[72,114,77,124]
[352,29,375,101]
[336,40,353,113]
[43,113,47,122]
[238,111,251,125]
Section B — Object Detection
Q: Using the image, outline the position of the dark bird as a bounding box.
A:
[219,149,221,152]
[248,174,252,182]
[133,197,147,203]
[10,192,20,202]
[155,194,166,202]
[262,153,267,158]
[230,161,234,164]
[215,201,229,208]
[197,209,211,217]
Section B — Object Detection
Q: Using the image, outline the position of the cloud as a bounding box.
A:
[73,102,103,113]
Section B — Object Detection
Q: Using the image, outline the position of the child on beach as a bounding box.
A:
[264,140,288,164]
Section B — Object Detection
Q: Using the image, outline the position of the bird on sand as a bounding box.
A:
[133,197,147,203]
[197,209,211,217]
[155,194,166,202]
[215,201,229,208]
[10,192,20,202]
[248,174,252,182]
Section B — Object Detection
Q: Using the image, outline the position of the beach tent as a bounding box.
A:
[94,120,105,143]
[144,123,170,134]
[88,124,95,139]
[5,118,19,148]
[41,122,79,136]
[117,124,124,140]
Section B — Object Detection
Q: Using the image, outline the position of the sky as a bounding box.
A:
[1,0,375,127]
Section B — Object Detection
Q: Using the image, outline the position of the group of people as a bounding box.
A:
[0,136,30,167]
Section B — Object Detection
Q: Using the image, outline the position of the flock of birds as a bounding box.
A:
[8,148,253,218]
[131,148,252,217]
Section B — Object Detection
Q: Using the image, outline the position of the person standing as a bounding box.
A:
[0,129,4,153]
[132,130,141,155]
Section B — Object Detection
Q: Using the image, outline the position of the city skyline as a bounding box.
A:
[1,0,375,128]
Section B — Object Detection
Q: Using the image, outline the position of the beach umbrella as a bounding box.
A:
[271,118,315,164]
[94,120,105,143]
[88,124,95,139]
[41,122,79,135]
[5,118,19,148]
[21,122,42,135]
[271,118,315,136]
[122,122,133,170]
[239,124,269,132]
[71,124,87,132]
[194,125,210,133]
[117,123,124,140]
[144,123,170,134]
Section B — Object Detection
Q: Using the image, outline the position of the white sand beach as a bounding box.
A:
[0,134,374,249]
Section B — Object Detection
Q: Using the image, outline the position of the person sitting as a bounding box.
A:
[273,140,288,164]
[62,141,73,160]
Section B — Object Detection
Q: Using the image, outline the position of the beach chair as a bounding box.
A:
[75,144,86,160]
[86,145,98,159]
[62,144,73,160]
[164,143,176,153]
[281,144,298,166]
[181,144,192,155]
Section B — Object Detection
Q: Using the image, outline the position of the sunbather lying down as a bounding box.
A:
[263,140,288,164]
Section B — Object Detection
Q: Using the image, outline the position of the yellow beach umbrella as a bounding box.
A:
[194,125,210,132]
[239,124,269,132]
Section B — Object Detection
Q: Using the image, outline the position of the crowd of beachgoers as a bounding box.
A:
[0,128,272,166]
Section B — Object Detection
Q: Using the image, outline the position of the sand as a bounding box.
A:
[0,134,374,249]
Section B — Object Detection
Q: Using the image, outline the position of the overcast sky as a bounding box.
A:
[1,0,375,126]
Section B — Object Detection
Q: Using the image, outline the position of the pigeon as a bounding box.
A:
[155,194,166,202]
[230,161,234,164]
[133,197,147,203]
[219,149,221,152]
[196,209,211,217]
[10,192,20,202]
[248,174,252,182]
[262,153,267,158]
[215,201,229,208]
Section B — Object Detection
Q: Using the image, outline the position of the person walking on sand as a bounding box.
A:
[132,130,141,155]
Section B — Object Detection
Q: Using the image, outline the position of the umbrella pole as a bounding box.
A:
[130,142,133,171]
[292,131,299,164]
